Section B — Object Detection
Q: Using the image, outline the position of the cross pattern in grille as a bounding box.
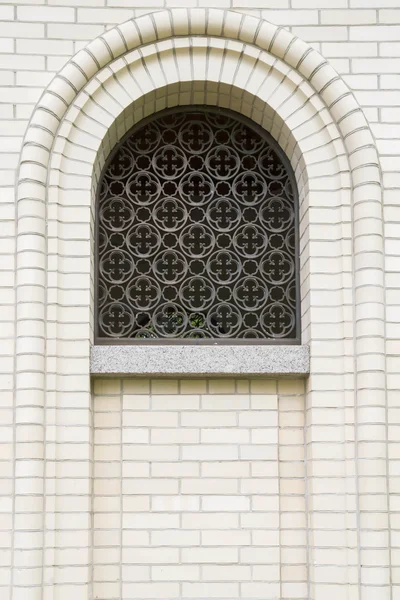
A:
[96,109,299,342]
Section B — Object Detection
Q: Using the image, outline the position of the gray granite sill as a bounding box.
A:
[90,345,309,377]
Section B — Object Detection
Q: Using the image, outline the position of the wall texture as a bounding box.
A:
[0,2,399,600]
[93,378,306,600]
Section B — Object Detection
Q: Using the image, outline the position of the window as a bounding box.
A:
[95,108,299,344]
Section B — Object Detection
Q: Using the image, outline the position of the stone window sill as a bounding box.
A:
[90,345,309,377]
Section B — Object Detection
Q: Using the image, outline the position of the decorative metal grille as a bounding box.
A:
[96,108,299,343]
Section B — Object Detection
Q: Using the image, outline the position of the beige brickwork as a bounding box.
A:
[0,3,399,600]
[93,378,306,600]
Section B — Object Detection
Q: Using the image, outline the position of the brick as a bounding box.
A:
[327,57,350,73]
[150,428,199,444]
[77,8,133,23]
[123,379,150,394]
[121,462,149,478]
[381,108,400,122]
[182,547,238,564]
[277,380,304,395]
[0,6,13,20]
[322,42,377,57]
[201,461,250,478]
[181,411,236,427]
[381,75,400,88]
[250,380,277,394]
[251,395,278,409]
[182,583,239,598]
[236,380,250,394]
[261,9,318,25]
[350,25,400,40]
[232,0,288,6]
[122,478,178,495]
[123,445,179,461]
[49,0,104,5]
[151,380,178,394]
[201,395,249,410]
[203,564,251,580]
[0,39,13,52]
[352,0,398,5]
[379,10,400,23]
[355,90,400,105]
[242,582,280,597]
[0,72,13,86]
[0,87,42,103]
[240,445,277,460]
[151,565,200,581]
[0,22,44,37]
[239,411,278,427]
[151,530,200,546]
[292,25,348,41]
[321,9,376,24]
[108,0,162,5]
[17,6,74,21]
[381,42,400,56]
[16,39,73,55]
[240,545,280,564]
[181,478,238,495]
[342,74,378,90]
[181,445,238,461]
[207,379,236,393]
[151,496,199,512]
[293,0,347,5]
[201,428,249,444]
[377,139,400,155]
[198,0,230,6]
[151,462,199,478]
[93,379,120,395]
[122,583,179,598]
[47,23,104,40]
[182,513,239,530]
[123,394,150,410]
[151,395,200,410]
[241,478,279,495]
[202,496,250,512]
[121,532,149,548]
[252,429,278,444]
[123,411,178,427]
[179,379,207,394]
[123,513,180,529]
[201,529,251,548]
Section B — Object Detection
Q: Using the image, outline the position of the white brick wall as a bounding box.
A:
[93,378,306,600]
[0,2,399,599]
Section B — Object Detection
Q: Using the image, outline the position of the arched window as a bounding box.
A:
[95,108,300,343]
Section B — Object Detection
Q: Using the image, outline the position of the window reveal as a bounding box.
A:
[96,108,299,343]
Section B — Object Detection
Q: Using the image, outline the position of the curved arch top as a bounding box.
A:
[16,8,384,394]
[22,8,379,174]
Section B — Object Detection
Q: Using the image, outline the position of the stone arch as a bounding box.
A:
[47,40,349,348]
[17,9,384,401]
[14,8,386,598]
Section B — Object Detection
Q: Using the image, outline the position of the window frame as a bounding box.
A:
[94,106,301,346]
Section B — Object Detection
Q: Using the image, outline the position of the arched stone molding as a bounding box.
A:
[14,9,387,600]
[55,42,349,341]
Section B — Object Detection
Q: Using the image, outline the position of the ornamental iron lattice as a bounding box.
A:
[95,108,300,343]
